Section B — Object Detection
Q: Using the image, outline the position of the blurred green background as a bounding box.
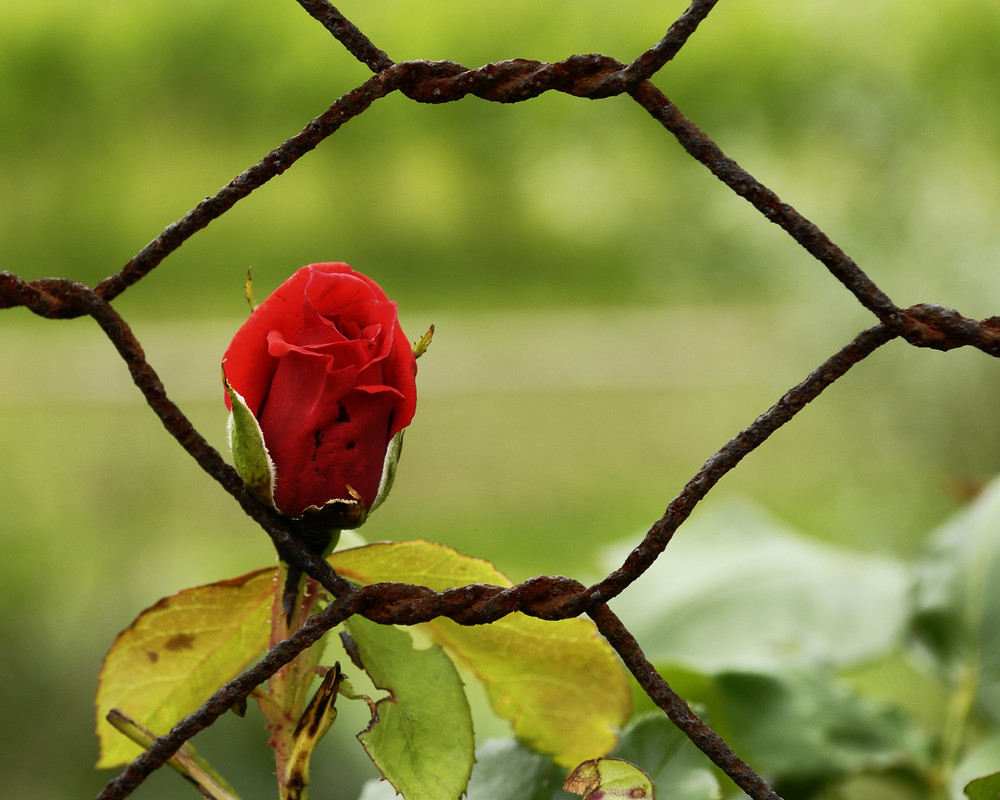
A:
[2,0,1000,797]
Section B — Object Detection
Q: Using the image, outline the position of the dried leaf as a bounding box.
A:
[564,758,654,800]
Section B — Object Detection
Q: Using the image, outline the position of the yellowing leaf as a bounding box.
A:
[332,539,504,592]
[345,615,474,800]
[331,541,631,766]
[432,612,628,767]
[95,568,275,767]
[564,758,655,800]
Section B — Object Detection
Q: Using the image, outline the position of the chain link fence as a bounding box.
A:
[3,2,999,798]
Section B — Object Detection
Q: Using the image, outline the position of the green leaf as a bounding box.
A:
[465,739,569,800]
[603,498,909,671]
[563,758,654,800]
[331,541,631,767]
[95,568,275,768]
[223,370,276,508]
[912,478,1000,720]
[955,735,1000,800]
[965,772,1000,800]
[665,665,926,789]
[343,614,474,800]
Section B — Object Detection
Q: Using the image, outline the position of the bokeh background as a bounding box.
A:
[3,0,1000,797]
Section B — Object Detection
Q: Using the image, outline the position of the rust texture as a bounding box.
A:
[0,2,996,800]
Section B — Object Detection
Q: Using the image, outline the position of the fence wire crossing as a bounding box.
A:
[2,1,999,799]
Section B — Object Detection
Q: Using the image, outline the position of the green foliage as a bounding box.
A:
[610,715,719,800]
[604,499,910,671]
[681,668,925,792]
[344,616,474,800]
[361,718,720,800]
[912,480,1000,718]
[463,739,569,800]
[959,737,1000,799]
[965,772,1000,800]
[603,487,1000,798]
[80,478,1000,798]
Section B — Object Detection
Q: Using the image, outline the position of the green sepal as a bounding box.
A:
[244,267,257,312]
[223,367,276,509]
[369,429,404,517]
[412,324,434,359]
[301,494,368,533]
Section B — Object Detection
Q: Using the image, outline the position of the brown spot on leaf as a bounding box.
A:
[165,633,196,651]
[146,651,159,664]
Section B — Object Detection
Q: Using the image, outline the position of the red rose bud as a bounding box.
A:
[222,263,417,528]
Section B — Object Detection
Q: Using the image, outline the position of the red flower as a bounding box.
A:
[222,263,416,520]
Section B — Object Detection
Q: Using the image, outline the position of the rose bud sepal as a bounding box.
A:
[369,428,405,516]
[223,369,277,510]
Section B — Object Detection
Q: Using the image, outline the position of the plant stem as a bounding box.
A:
[255,561,331,800]
[106,709,243,800]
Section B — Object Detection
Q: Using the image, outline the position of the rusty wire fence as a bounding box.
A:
[3,1,1000,798]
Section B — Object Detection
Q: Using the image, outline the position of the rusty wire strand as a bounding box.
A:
[628,81,903,326]
[0,1,997,799]
[292,0,393,72]
[292,0,722,91]
[589,323,899,607]
[589,604,783,800]
[603,0,721,91]
[95,580,777,800]
[0,271,357,596]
